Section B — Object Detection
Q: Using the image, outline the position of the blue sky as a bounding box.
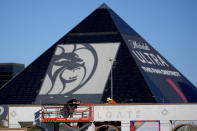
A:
[0,0,197,86]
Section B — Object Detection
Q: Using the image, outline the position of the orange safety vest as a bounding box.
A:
[109,99,117,104]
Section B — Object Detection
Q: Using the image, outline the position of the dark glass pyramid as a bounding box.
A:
[0,3,197,104]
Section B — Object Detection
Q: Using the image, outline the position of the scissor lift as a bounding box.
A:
[41,103,94,123]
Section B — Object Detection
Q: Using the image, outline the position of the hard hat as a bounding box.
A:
[107,97,112,101]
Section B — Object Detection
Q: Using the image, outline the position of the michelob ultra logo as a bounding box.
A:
[130,40,181,77]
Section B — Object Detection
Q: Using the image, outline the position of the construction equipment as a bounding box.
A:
[41,103,94,123]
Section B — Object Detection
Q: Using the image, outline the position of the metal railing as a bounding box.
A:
[41,103,94,123]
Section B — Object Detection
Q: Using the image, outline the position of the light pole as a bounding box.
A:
[109,58,115,99]
[152,96,166,103]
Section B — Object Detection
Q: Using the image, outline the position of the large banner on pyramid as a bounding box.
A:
[35,43,120,104]
[122,34,197,103]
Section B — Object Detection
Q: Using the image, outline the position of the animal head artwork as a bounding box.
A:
[44,44,98,95]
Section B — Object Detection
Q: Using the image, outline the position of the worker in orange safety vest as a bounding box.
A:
[106,97,117,104]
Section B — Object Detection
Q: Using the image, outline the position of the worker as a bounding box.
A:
[106,97,117,104]
[62,99,81,118]
[62,99,81,127]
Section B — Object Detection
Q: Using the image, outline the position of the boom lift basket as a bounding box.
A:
[41,103,94,123]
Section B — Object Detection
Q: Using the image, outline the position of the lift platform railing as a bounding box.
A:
[41,103,94,123]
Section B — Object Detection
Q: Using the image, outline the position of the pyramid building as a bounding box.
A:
[0,3,197,104]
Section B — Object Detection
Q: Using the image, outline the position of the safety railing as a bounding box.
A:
[41,103,94,123]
